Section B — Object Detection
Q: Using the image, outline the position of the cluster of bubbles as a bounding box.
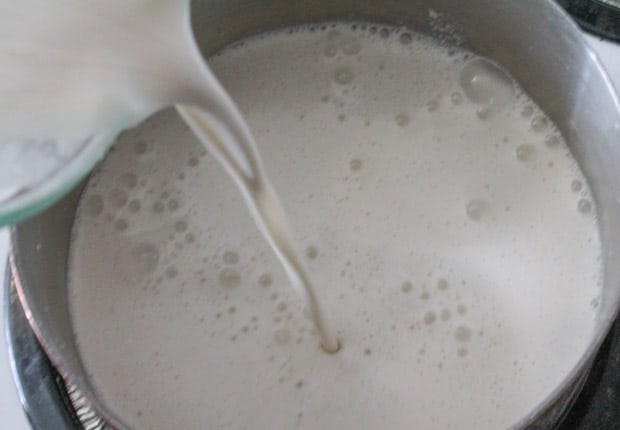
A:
[516,103,595,215]
[454,49,596,221]
[320,24,459,129]
[400,277,474,358]
[317,23,596,229]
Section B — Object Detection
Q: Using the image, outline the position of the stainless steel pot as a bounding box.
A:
[9,0,620,428]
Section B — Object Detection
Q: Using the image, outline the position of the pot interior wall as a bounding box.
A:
[10,0,620,428]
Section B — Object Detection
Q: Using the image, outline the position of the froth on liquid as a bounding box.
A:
[68,23,602,430]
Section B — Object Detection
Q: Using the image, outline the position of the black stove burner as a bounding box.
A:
[5,266,620,429]
[558,0,620,42]
[561,316,620,427]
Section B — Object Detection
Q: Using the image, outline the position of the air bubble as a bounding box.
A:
[423,311,437,325]
[130,243,160,275]
[531,116,549,132]
[545,135,560,147]
[571,180,583,192]
[466,199,487,221]
[454,325,472,342]
[578,199,592,214]
[399,32,413,45]
[395,113,410,127]
[450,92,463,105]
[349,158,363,171]
[219,268,241,288]
[84,195,104,216]
[223,251,239,265]
[114,219,128,232]
[109,189,128,209]
[459,58,514,118]
[521,105,534,118]
[188,157,199,167]
[259,274,273,287]
[335,68,354,85]
[306,246,318,259]
[516,144,536,162]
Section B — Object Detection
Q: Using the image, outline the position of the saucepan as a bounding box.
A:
[9,0,620,428]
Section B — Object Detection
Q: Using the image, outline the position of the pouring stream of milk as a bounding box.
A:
[0,0,339,352]
[177,106,340,352]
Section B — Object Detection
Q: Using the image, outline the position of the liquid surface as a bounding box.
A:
[69,24,602,430]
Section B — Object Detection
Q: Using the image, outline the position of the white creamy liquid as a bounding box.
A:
[69,23,602,430]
